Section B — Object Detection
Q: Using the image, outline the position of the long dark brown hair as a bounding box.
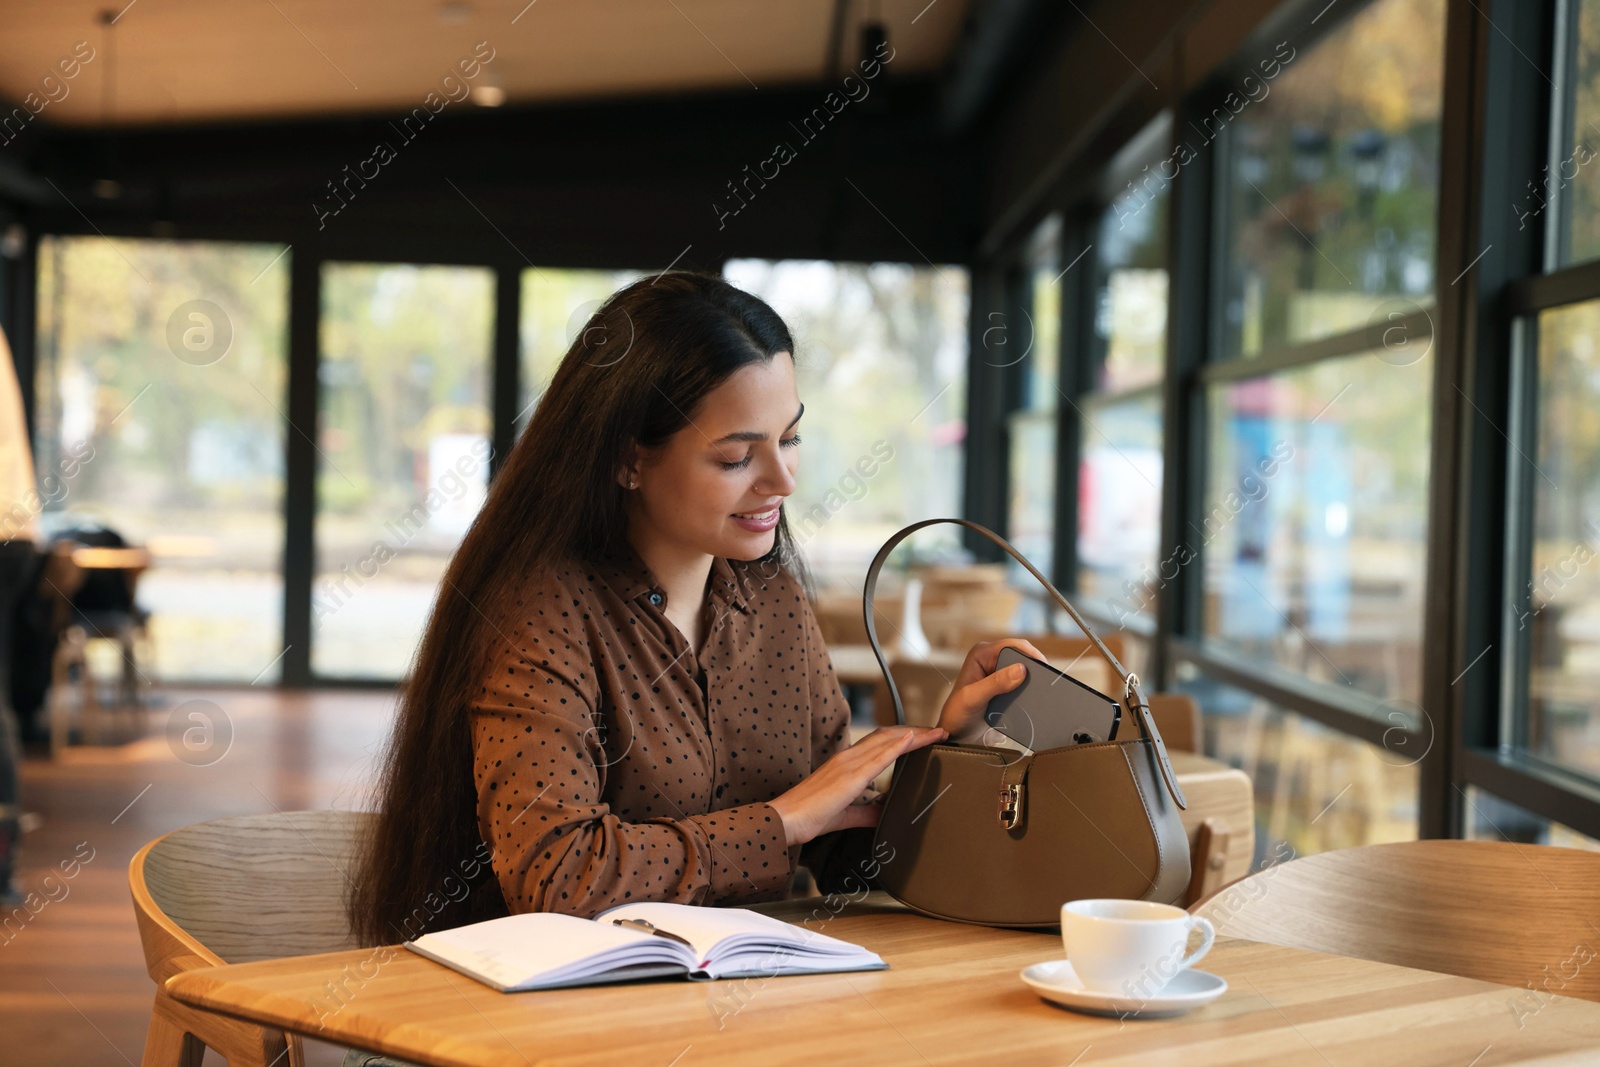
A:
[347,271,809,946]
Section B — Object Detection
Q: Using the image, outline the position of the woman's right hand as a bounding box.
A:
[767,725,948,846]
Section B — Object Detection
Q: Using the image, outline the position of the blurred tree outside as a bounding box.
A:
[313,262,493,679]
[1566,0,1600,265]
[1224,0,1445,358]
[724,260,969,592]
[518,268,647,429]
[34,236,289,682]
[1526,299,1600,781]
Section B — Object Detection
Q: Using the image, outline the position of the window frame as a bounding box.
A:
[969,0,1600,843]
[1445,0,1600,839]
[1165,0,1452,773]
[1067,112,1176,639]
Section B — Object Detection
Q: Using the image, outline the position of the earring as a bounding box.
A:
[628,477,638,489]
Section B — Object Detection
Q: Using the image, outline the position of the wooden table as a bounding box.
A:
[168,891,1600,1066]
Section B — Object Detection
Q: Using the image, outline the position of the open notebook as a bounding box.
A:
[405,901,888,991]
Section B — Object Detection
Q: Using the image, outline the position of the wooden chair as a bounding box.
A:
[45,542,155,752]
[871,659,955,729]
[812,591,904,650]
[918,579,1022,649]
[913,563,1009,588]
[130,810,373,1066]
[1193,840,1600,1003]
[1147,692,1202,754]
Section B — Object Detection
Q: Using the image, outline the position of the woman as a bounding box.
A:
[347,272,1038,949]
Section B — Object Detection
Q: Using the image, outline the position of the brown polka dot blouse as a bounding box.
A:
[471,538,875,919]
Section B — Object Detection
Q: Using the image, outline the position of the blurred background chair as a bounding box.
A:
[916,565,1021,650]
[1147,692,1202,754]
[23,529,155,754]
[1193,840,1600,1002]
[130,810,372,1067]
[871,659,954,729]
[813,590,904,650]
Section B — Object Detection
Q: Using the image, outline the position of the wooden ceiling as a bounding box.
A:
[0,0,973,127]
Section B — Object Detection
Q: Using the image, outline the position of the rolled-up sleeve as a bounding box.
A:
[471,629,796,918]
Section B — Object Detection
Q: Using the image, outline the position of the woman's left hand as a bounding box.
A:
[935,638,1051,739]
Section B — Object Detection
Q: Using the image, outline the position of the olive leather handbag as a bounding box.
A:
[865,518,1191,928]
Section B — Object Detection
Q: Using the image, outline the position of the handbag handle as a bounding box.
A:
[860,517,1187,810]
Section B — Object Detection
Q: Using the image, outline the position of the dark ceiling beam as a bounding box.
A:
[12,79,979,269]
[936,0,1065,134]
[0,154,50,207]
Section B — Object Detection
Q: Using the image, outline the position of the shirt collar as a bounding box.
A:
[592,540,752,613]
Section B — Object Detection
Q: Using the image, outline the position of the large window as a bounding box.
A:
[1503,299,1600,783]
[723,259,969,590]
[1177,667,1419,858]
[29,246,962,685]
[974,0,1600,845]
[1552,0,1600,268]
[1201,350,1430,704]
[33,237,289,683]
[1076,119,1170,630]
[518,268,646,435]
[313,263,493,679]
[1483,0,1600,840]
[1215,0,1444,360]
[1006,218,1062,582]
[1168,0,1448,851]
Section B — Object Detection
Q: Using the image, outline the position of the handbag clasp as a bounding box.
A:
[998,783,1023,828]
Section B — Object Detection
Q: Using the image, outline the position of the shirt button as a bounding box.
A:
[648,592,663,606]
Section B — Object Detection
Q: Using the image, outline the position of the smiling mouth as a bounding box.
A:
[732,506,780,521]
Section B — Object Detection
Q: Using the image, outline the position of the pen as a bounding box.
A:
[610,917,696,950]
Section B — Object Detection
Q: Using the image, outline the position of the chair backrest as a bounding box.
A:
[1147,693,1202,753]
[873,660,955,728]
[813,591,904,650]
[1194,840,1600,1003]
[920,581,1021,647]
[913,563,1009,588]
[131,810,372,967]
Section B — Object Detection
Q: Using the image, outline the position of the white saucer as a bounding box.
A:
[1021,959,1227,1018]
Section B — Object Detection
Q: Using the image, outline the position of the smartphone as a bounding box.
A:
[979,645,1121,750]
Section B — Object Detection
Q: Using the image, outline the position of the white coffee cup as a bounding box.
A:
[1060,899,1216,995]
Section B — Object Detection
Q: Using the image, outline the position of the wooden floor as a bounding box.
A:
[6,688,399,1067]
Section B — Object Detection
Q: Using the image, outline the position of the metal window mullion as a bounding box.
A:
[1078,380,1165,413]
[1507,258,1600,315]
[1155,86,1218,686]
[1167,638,1396,749]
[1458,746,1600,842]
[1444,0,1554,835]
[1053,212,1091,596]
[490,263,521,479]
[280,251,320,688]
[1198,308,1437,384]
[1544,0,1581,272]
[1498,316,1538,755]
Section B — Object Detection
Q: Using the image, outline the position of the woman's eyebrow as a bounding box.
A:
[711,403,804,445]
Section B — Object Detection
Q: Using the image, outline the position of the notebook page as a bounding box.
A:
[596,902,871,966]
[409,912,678,988]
